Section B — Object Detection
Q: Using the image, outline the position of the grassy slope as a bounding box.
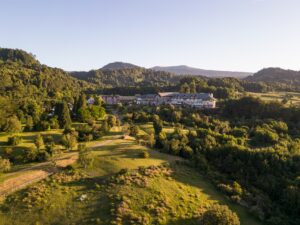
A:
[0,132,261,225]
[246,91,300,106]
[0,130,64,182]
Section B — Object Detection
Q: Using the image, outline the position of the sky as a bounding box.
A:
[1,0,300,72]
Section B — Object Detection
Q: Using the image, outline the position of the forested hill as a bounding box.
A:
[0,48,92,99]
[0,48,39,65]
[152,65,252,78]
[102,62,141,70]
[70,67,183,88]
[245,67,300,91]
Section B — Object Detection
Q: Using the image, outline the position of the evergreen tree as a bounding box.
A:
[55,102,72,128]
[77,94,87,110]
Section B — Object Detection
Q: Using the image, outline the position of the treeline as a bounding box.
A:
[0,93,106,133]
[120,97,300,225]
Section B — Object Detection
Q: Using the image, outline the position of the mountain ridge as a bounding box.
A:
[102,62,141,70]
[152,65,252,78]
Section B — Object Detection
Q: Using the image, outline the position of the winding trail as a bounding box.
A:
[0,133,123,198]
[0,152,78,197]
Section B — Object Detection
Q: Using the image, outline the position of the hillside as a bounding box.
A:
[0,132,260,225]
[0,48,92,99]
[0,48,39,65]
[245,67,300,91]
[71,67,182,88]
[152,65,252,78]
[102,61,141,70]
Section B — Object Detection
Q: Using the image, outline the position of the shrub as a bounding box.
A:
[78,144,93,168]
[3,147,13,159]
[140,151,149,158]
[7,135,22,146]
[199,204,240,225]
[23,146,38,162]
[129,125,139,137]
[36,150,50,162]
[3,116,22,133]
[34,134,44,150]
[62,134,77,150]
[0,157,11,173]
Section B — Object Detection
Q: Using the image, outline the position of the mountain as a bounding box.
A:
[0,48,91,99]
[245,67,300,82]
[152,65,252,78]
[102,62,141,70]
[70,67,181,88]
[245,67,300,91]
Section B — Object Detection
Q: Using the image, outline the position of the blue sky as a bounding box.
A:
[1,0,300,72]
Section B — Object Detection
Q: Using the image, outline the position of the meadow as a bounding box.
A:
[0,131,261,225]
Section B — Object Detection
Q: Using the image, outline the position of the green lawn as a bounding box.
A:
[0,134,261,225]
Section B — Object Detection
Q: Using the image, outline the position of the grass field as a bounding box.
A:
[246,91,300,106]
[138,123,189,136]
[0,131,261,225]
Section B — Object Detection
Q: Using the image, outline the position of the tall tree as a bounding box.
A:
[77,94,87,110]
[55,102,72,128]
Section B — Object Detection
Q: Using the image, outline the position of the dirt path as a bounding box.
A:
[0,137,121,198]
[0,152,78,197]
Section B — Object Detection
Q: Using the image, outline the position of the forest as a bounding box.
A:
[121,97,300,225]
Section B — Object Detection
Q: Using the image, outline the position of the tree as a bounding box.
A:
[49,116,60,129]
[78,144,93,169]
[7,135,22,146]
[199,204,240,225]
[129,125,139,137]
[55,102,72,128]
[62,134,77,150]
[180,82,190,93]
[144,133,155,147]
[0,157,11,173]
[89,105,106,120]
[77,94,87,110]
[25,116,34,131]
[169,138,181,155]
[107,115,117,127]
[45,142,56,156]
[0,96,14,129]
[101,120,110,134]
[78,108,92,122]
[153,116,163,135]
[232,181,243,196]
[3,116,22,133]
[94,96,104,106]
[34,134,44,150]
[190,80,197,93]
[3,147,13,159]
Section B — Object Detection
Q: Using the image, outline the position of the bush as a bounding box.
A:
[140,151,149,158]
[129,125,139,137]
[36,150,50,162]
[0,157,11,173]
[23,146,38,162]
[7,135,22,146]
[3,116,22,133]
[199,204,240,225]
